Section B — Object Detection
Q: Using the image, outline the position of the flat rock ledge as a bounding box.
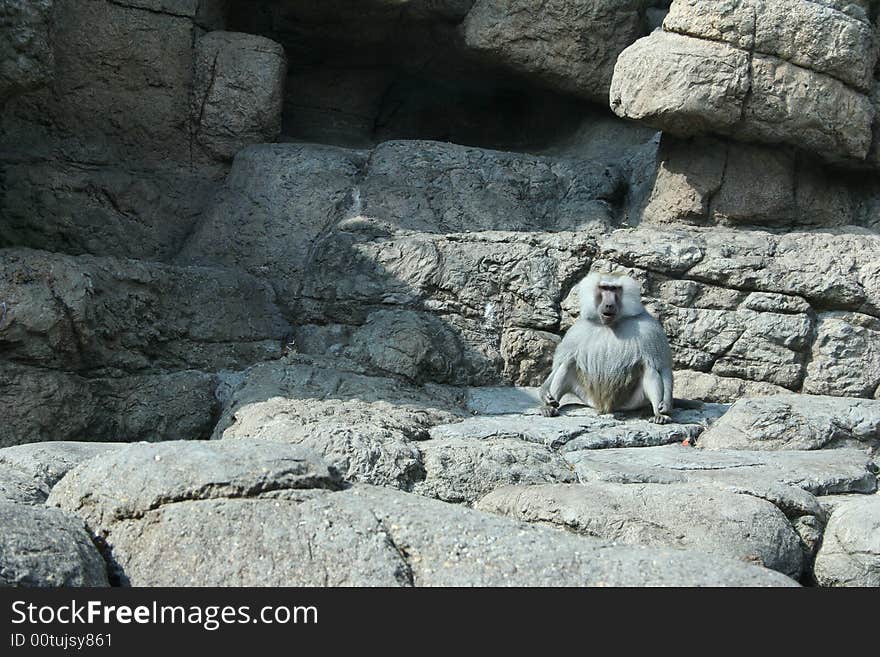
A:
[43,440,793,587]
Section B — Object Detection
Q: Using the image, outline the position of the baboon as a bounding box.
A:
[539,272,674,424]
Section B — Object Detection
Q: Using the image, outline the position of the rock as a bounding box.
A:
[429,404,721,452]
[214,356,464,489]
[566,444,878,505]
[814,495,880,586]
[0,441,124,489]
[610,28,876,162]
[0,0,230,261]
[0,501,108,587]
[0,465,48,504]
[664,0,877,91]
[176,143,365,318]
[192,31,287,161]
[0,248,288,373]
[298,229,596,385]
[48,440,342,529]
[0,161,221,261]
[740,54,874,162]
[610,31,752,135]
[464,386,544,415]
[413,437,576,504]
[697,395,880,452]
[0,0,54,103]
[476,482,804,578]
[54,473,794,586]
[462,0,651,103]
[0,364,219,447]
[355,140,622,233]
[674,370,791,403]
[346,310,466,384]
[597,226,880,397]
[639,135,863,229]
[803,312,880,398]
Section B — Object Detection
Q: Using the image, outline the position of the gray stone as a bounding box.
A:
[176,143,364,318]
[814,494,880,586]
[298,229,597,385]
[0,248,288,373]
[214,356,464,489]
[192,31,287,161]
[346,309,466,384]
[610,29,875,162]
[610,31,752,135]
[413,437,576,504]
[355,140,622,234]
[0,465,48,504]
[0,0,54,103]
[566,445,878,506]
[48,441,342,528]
[70,483,795,587]
[803,312,880,398]
[674,370,791,403]
[0,441,124,489]
[477,482,804,578]
[0,501,108,587]
[664,0,878,91]
[462,0,651,103]
[429,404,720,452]
[0,365,220,448]
[697,395,880,452]
[464,386,544,415]
[740,54,875,162]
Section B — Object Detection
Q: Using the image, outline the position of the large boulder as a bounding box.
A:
[477,482,805,578]
[47,441,794,586]
[697,395,880,452]
[610,0,879,164]
[191,31,287,161]
[814,495,880,586]
[0,248,288,373]
[0,0,54,103]
[0,501,108,587]
[214,356,465,489]
[462,0,652,103]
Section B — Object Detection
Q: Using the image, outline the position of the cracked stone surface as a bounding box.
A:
[0,501,109,587]
[697,395,880,452]
[814,494,880,586]
[476,482,805,578]
[46,440,795,587]
[0,441,126,490]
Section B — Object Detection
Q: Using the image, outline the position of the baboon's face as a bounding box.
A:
[595,283,622,325]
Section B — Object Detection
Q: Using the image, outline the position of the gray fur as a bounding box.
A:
[540,274,674,423]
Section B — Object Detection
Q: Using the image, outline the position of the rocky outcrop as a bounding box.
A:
[2,0,880,589]
[46,440,795,586]
[0,500,108,587]
[461,0,654,103]
[191,31,287,161]
[0,0,279,260]
[477,482,805,578]
[610,0,879,165]
[0,0,54,103]
[814,494,880,586]
[697,395,880,452]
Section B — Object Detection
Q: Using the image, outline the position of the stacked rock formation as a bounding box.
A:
[0,0,877,587]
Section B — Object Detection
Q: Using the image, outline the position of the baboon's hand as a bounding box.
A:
[540,405,560,417]
[658,400,672,414]
[650,413,671,425]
